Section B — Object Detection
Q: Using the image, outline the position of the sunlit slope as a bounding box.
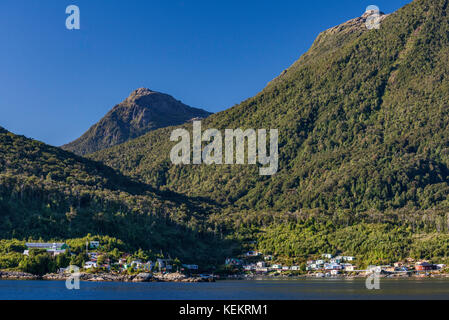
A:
[91,0,449,213]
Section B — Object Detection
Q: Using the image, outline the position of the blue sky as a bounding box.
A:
[0,0,411,146]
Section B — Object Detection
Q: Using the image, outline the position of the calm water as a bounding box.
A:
[1,279,449,300]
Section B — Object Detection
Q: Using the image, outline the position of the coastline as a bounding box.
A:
[0,271,213,283]
[4,270,449,283]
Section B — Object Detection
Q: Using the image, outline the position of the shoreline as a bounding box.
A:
[0,271,213,283]
[3,270,449,283]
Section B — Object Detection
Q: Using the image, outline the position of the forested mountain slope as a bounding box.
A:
[0,127,227,263]
[91,0,449,214]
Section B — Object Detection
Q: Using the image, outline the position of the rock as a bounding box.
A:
[132,273,153,282]
[0,271,40,280]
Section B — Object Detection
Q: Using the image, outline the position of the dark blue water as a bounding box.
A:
[1,279,449,300]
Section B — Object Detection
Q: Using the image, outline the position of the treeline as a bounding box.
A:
[89,0,449,214]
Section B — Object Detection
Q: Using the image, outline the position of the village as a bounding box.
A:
[226,251,448,278]
[19,242,449,280]
[23,241,200,276]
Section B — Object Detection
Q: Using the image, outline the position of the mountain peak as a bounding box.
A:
[126,88,158,102]
[62,89,211,155]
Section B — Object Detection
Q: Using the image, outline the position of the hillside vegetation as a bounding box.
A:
[91,0,449,214]
[88,0,449,263]
[3,0,449,267]
[0,127,230,265]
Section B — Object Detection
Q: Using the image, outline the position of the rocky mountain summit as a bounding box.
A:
[62,88,211,155]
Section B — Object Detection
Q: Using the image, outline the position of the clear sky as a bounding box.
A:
[0,0,411,146]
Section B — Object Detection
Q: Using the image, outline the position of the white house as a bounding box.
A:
[246,251,261,257]
[322,254,333,259]
[325,263,342,271]
[24,243,68,256]
[344,265,355,272]
[256,261,266,268]
[131,260,143,269]
[282,266,290,271]
[271,264,282,270]
[291,266,301,271]
[331,270,340,276]
[330,257,342,264]
[343,256,355,262]
[368,266,382,273]
[84,261,97,269]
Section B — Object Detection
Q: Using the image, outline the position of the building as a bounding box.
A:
[256,261,266,268]
[291,266,301,271]
[415,262,434,271]
[331,270,340,276]
[343,256,355,262]
[322,254,333,259]
[344,265,355,272]
[255,267,268,273]
[157,258,173,271]
[84,261,97,269]
[24,242,69,256]
[368,266,382,273]
[330,257,342,264]
[131,260,143,269]
[325,263,342,271]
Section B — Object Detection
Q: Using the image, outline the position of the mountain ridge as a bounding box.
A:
[90,0,448,214]
[0,126,228,263]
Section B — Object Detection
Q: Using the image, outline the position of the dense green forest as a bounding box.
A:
[0,127,234,266]
[3,0,449,270]
[88,0,449,263]
[91,0,449,214]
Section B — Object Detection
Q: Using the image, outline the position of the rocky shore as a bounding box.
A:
[42,272,213,283]
[0,271,40,280]
[228,272,449,280]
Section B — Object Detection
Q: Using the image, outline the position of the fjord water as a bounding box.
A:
[1,279,449,300]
